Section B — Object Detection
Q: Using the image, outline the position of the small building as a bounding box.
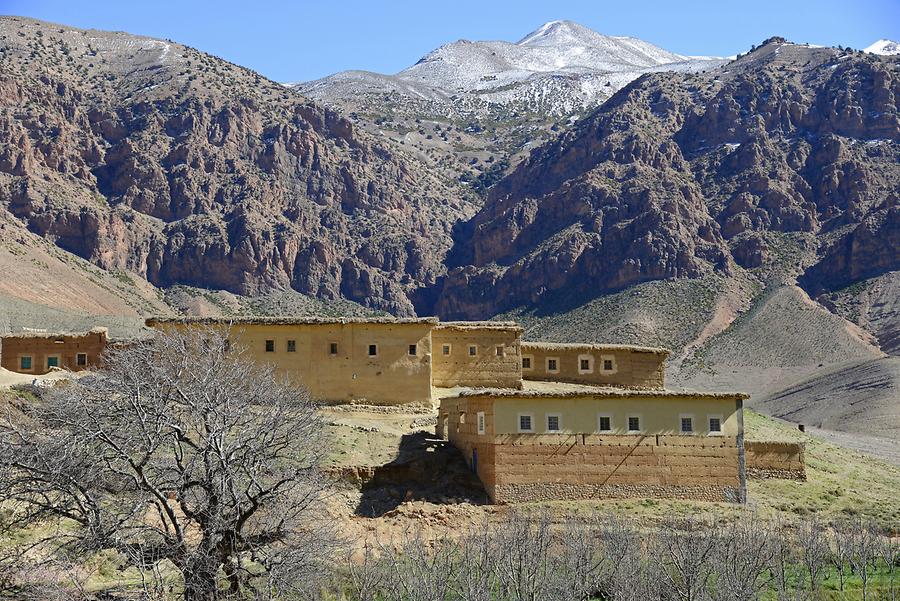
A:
[431,322,523,389]
[0,328,108,375]
[146,317,438,405]
[520,342,669,388]
[438,387,748,504]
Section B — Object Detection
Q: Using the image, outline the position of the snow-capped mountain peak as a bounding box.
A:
[294,20,726,119]
[864,39,900,55]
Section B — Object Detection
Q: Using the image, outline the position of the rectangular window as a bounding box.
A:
[20,356,32,370]
[681,416,694,433]
[708,416,723,435]
[522,356,532,369]
[495,345,504,357]
[76,353,87,366]
[580,359,590,370]
[627,416,641,433]
[546,358,559,373]
[477,412,485,435]
[518,414,534,433]
[368,344,378,357]
[265,340,275,353]
[442,344,451,356]
[47,356,59,369]
[546,414,561,432]
[287,340,296,353]
[329,342,338,356]
[409,344,417,356]
[598,415,612,432]
[468,345,477,357]
[604,359,614,371]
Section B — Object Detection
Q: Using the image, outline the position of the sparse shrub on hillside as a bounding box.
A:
[0,328,336,601]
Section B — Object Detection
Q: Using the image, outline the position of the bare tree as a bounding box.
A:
[795,518,830,598]
[880,535,898,601]
[452,519,500,601]
[380,527,456,601]
[710,517,775,601]
[494,508,560,601]
[0,327,335,600]
[597,513,645,601]
[654,517,717,601]
[344,538,388,601]
[847,519,880,601]
[831,523,854,595]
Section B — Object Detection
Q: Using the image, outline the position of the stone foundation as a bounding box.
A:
[493,483,743,504]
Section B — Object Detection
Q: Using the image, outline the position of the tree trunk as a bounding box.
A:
[182,557,220,601]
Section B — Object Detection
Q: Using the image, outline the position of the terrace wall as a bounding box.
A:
[745,441,806,480]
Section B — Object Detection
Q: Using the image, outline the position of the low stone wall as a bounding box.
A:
[489,434,745,504]
[745,441,806,480]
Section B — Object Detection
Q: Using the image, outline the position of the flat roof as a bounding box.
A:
[442,387,749,402]
[146,316,439,326]
[521,341,670,356]
[0,327,108,340]
[435,321,524,332]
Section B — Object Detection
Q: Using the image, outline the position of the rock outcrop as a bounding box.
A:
[428,39,900,318]
[0,17,475,315]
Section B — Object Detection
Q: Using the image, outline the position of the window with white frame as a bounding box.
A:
[521,355,533,370]
[468,345,478,357]
[518,413,534,433]
[368,343,378,357]
[707,415,723,435]
[578,354,594,374]
[680,414,694,433]
[546,357,560,373]
[597,414,613,432]
[600,354,617,373]
[546,413,561,432]
[627,415,642,433]
[477,412,485,435]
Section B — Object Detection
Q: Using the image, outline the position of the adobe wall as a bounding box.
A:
[745,441,806,480]
[0,329,107,374]
[490,434,744,504]
[153,321,434,405]
[438,396,499,499]
[432,325,522,388]
[520,343,666,388]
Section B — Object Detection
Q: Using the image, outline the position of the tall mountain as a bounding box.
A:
[0,16,476,315]
[295,21,725,186]
[428,38,899,325]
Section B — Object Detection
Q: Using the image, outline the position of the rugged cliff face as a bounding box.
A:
[429,39,900,319]
[0,17,475,315]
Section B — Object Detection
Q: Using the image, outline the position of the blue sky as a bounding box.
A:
[4,0,898,82]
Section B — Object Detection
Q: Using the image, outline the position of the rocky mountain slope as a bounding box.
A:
[0,16,476,316]
[427,38,899,321]
[295,21,725,187]
[865,39,900,56]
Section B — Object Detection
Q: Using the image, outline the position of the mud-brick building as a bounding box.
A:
[147,317,439,405]
[520,342,669,388]
[438,388,748,504]
[431,322,523,389]
[0,328,108,375]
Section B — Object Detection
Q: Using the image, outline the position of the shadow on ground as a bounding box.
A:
[354,431,489,517]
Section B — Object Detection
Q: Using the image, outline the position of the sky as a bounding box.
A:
[3,0,898,83]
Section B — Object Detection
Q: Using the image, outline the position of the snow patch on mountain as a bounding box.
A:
[865,39,900,55]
